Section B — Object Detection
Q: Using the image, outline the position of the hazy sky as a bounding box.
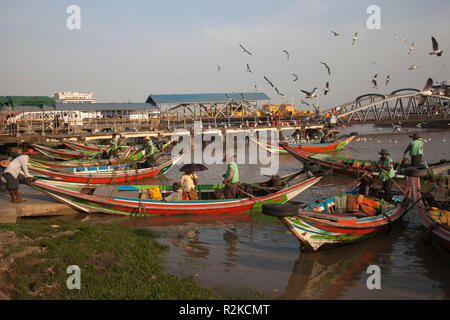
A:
[0,0,449,108]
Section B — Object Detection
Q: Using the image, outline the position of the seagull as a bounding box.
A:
[391,122,401,132]
[283,50,290,60]
[301,88,318,99]
[416,78,433,106]
[408,42,414,55]
[217,65,221,72]
[430,36,443,56]
[246,63,253,74]
[264,76,274,87]
[385,75,391,86]
[274,87,285,97]
[352,32,358,46]
[408,65,419,71]
[330,30,340,36]
[320,62,331,76]
[239,44,252,56]
[324,82,330,95]
[253,85,258,92]
[292,74,299,82]
[372,74,378,88]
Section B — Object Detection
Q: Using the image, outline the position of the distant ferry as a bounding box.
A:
[54,91,96,103]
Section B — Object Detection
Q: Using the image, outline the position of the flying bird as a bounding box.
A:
[408,65,419,71]
[292,74,299,82]
[320,62,331,76]
[408,42,414,55]
[430,36,443,56]
[324,82,330,95]
[301,88,318,99]
[217,65,221,72]
[416,78,433,106]
[283,50,290,60]
[264,76,274,87]
[330,30,340,36]
[372,74,378,88]
[385,75,391,86]
[253,85,258,92]
[352,32,358,46]
[246,63,253,74]
[274,87,285,97]
[239,44,253,56]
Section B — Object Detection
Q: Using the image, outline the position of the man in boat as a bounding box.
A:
[142,136,158,167]
[164,182,183,201]
[403,133,424,168]
[109,134,120,158]
[223,154,239,199]
[316,128,325,143]
[376,149,395,202]
[180,169,199,200]
[3,153,34,203]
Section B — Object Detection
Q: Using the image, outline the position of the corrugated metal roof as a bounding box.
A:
[146,92,270,106]
[9,103,159,112]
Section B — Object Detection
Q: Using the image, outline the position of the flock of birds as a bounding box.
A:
[231,33,444,112]
[355,135,447,144]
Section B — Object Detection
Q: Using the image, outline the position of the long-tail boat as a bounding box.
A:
[262,176,413,252]
[28,154,183,184]
[28,147,133,169]
[32,144,99,160]
[30,172,322,216]
[250,134,356,154]
[61,139,141,153]
[413,178,450,253]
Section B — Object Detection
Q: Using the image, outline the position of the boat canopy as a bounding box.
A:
[0,96,56,109]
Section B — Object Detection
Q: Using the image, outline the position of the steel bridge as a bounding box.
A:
[324,88,450,124]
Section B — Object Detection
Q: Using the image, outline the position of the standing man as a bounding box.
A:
[223,154,239,199]
[403,133,424,168]
[4,153,33,203]
[109,134,120,158]
[376,149,395,202]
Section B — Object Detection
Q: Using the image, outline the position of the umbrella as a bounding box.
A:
[179,164,208,172]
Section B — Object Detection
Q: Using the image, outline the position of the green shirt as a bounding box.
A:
[378,157,395,182]
[144,141,156,155]
[317,130,324,140]
[408,140,423,156]
[110,138,119,151]
[225,162,239,183]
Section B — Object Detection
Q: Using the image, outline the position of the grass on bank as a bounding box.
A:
[0,219,261,300]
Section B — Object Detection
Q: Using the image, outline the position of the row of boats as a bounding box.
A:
[25,134,449,254]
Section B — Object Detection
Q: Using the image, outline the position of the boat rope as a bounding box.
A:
[382,212,392,233]
[424,221,439,244]
[87,173,92,185]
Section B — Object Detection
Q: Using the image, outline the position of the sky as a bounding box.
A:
[0,0,449,109]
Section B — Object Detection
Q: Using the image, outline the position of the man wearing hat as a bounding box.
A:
[403,133,424,168]
[0,159,10,192]
[223,154,239,199]
[376,149,395,202]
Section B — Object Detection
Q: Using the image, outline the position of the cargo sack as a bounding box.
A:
[334,194,348,213]
[346,194,359,213]
[148,186,163,200]
[357,195,379,216]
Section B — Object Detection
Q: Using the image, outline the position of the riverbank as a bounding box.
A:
[0,217,263,300]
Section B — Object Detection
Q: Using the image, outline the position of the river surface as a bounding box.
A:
[48,127,450,299]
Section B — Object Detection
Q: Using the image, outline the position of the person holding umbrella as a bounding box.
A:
[223,154,239,199]
[403,133,424,168]
[376,149,395,202]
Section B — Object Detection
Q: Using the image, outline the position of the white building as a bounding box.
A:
[53,91,96,103]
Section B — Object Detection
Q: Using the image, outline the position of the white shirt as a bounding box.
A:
[180,173,197,192]
[4,155,31,179]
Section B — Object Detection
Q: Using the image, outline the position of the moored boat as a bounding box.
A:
[413,178,450,253]
[30,173,322,216]
[61,139,141,153]
[32,143,99,160]
[28,154,183,184]
[262,176,413,252]
[251,134,356,154]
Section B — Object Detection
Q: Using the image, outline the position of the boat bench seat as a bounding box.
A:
[93,185,118,197]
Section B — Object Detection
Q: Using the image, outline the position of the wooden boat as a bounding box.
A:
[28,147,133,169]
[28,154,183,184]
[251,134,356,154]
[61,139,141,153]
[283,146,406,179]
[30,173,322,216]
[413,178,450,253]
[399,161,450,178]
[32,143,99,160]
[262,176,413,252]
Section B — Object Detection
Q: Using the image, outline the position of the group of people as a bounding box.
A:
[375,133,424,202]
[165,154,240,202]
